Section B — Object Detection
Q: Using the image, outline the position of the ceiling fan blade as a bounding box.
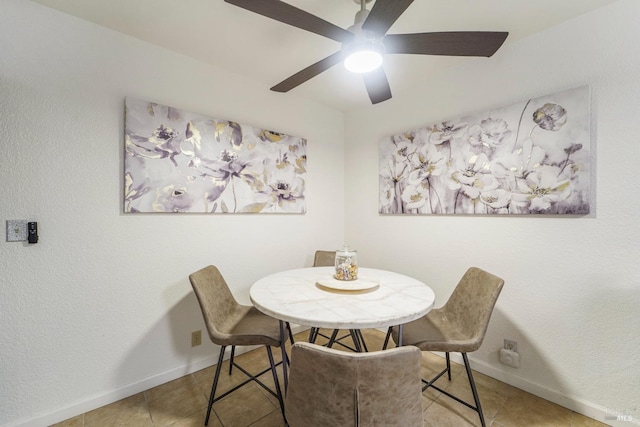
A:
[362,0,414,36]
[363,67,392,104]
[384,31,509,57]
[224,0,353,43]
[271,51,344,93]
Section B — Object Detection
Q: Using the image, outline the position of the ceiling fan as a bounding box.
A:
[224,0,508,104]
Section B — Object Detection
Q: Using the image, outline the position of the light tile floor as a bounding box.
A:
[52,329,608,427]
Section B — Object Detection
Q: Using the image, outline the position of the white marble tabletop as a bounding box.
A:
[250,267,435,329]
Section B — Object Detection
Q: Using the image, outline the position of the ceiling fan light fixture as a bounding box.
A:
[343,36,384,73]
[344,49,383,73]
[226,0,508,104]
[342,5,384,74]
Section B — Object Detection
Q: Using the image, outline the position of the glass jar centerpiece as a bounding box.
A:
[335,245,358,281]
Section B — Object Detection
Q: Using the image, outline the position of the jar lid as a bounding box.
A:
[337,244,357,254]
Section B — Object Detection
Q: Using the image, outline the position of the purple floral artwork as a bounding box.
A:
[379,86,590,215]
[124,98,306,213]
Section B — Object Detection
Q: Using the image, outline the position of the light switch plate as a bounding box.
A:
[6,220,28,242]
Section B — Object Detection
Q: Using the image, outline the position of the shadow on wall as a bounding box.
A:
[480,304,622,426]
[115,279,218,398]
[485,299,639,425]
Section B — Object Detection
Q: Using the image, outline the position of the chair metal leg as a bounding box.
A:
[266,346,286,422]
[356,330,368,352]
[282,343,290,367]
[381,325,403,348]
[285,322,295,344]
[279,321,288,393]
[420,352,486,427]
[309,327,318,343]
[462,353,486,427]
[205,345,226,426]
[310,327,372,352]
[349,330,363,352]
[228,346,236,375]
[382,326,392,350]
[323,329,368,352]
[326,329,340,348]
[446,352,451,380]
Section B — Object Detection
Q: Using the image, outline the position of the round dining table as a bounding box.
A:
[251,266,435,329]
[250,266,436,389]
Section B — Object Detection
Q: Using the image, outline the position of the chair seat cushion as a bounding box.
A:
[393,308,483,353]
[216,305,283,347]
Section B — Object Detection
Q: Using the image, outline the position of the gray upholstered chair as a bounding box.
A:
[313,250,336,268]
[285,342,424,427]
[309,250,368,352]
[386,266,504,427]
[189,265,286,425]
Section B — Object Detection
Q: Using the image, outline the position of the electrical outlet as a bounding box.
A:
[500,348,521,368]
[501,339,520,368]
[191,330,202,347]
[504,339,518,352]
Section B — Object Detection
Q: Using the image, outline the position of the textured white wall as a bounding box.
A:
[344,0,639,424]
[3,0,639,425]
[0,0,344,425]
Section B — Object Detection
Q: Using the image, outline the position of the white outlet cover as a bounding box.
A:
[6,220,28,242]
[499,348,521,368]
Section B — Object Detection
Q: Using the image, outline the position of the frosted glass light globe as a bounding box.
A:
[344,49,383,73]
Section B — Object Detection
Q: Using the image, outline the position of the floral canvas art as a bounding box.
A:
[124,98,307,213]
[379,86,590,215]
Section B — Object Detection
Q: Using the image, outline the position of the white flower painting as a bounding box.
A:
[124,98,307,213]
[379,86,590,215]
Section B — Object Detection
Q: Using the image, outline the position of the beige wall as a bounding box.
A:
[344,0,639,424]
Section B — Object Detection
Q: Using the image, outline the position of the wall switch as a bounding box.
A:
[6,220,27,242]
[191,330,202,347]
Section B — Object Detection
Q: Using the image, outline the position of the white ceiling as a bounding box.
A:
[30,0,617,111]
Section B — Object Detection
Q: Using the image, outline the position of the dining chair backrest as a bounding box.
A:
[285,342,424,427]
[189,265,242,346]
[313,250,335,267]
[442,266,504,351]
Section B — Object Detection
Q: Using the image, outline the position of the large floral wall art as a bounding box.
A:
[124,98,307,213]
[379,86,590,215]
